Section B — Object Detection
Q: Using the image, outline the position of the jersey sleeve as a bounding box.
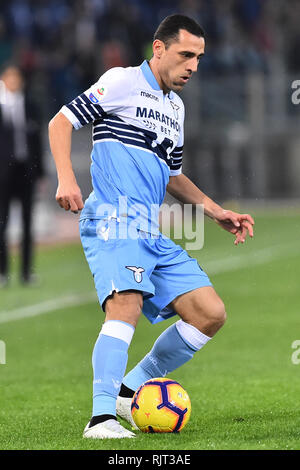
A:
[169,121,184,176]
[60,68,132,130]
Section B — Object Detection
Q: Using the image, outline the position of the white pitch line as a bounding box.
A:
[0,243,298,325]
[0,292,97,325]
[204,242,299,275]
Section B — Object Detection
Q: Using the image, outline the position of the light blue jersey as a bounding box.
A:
[62,60,212,323]
[61,60,184,235]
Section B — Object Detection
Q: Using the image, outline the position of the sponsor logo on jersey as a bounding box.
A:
[140,90,159,102]
[136,107,180,132]
[97,87,105,96]
[89,92,99,104]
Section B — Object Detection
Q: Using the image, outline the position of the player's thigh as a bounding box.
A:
[104,290,143,327]
[169,286,226,330]
[80,218,156,327]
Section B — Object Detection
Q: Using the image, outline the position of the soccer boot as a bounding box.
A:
[116,396,138,430]
[83,418,135,439]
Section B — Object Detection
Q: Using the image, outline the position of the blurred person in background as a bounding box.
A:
[0,65,44,286]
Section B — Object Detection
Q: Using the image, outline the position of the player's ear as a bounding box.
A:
[152,39,165,59]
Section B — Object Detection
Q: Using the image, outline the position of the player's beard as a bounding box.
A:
[169,79,185,93]
[162,75,183,93]
[169,72,191,92]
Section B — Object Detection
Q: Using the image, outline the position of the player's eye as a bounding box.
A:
[180,52,193,58]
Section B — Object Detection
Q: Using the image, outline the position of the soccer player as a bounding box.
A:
[49,14,254,439]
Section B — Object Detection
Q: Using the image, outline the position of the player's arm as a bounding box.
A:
[167,173,254,245]
[48,112,84,213]
[49,68,132,213]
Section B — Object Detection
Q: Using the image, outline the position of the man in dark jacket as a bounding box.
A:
[0,65,44,285]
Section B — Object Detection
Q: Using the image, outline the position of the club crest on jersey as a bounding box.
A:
[125,266,145,283]
[170,101,180,120]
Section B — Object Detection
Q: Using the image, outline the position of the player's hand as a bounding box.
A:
[213,209,254,245]
[55,179,84,214]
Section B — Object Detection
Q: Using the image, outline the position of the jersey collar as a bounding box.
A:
[140,60,174,99]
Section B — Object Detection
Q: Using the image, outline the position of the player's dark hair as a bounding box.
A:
[154,14,205,48]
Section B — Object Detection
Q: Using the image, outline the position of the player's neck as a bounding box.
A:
[148,58,170,95]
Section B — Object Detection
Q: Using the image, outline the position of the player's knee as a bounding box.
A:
[209,299,227,329]
[104,290,143,327]
[191,297,226,335]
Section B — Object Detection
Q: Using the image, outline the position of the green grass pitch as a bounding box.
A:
[0,211,300,450]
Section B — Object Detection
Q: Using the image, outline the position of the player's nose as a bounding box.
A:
[187,57,198,73]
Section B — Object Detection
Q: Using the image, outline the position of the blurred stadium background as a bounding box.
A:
[2,0,300,244]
